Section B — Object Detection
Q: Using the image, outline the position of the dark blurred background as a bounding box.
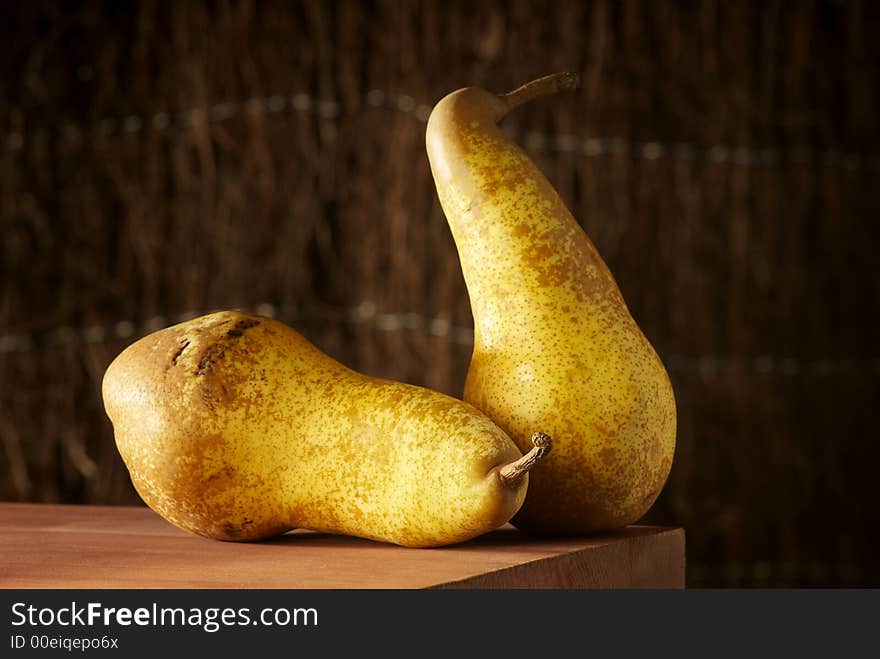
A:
[1,0,878,587]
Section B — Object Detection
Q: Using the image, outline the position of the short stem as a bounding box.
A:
[499,432,553,487]
[497,72,579,118]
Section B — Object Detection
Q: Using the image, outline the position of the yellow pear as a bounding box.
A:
[102,310,550,547]
[426,73,675,534]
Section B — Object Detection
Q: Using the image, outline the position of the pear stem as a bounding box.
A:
[497,72,580,118]
[499,432,553,487]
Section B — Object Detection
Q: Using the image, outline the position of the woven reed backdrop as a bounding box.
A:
[2,1,878,587]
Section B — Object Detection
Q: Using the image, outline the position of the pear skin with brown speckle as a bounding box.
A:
[426,73,676,534]
[102,311,548,547]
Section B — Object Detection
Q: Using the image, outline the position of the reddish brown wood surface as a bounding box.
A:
[0,503,685,589]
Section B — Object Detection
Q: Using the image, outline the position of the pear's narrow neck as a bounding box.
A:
[436,125,612,338]
[426,73,620,347]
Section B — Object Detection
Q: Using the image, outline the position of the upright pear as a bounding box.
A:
[426,73,675,534]
[102,310,550,547]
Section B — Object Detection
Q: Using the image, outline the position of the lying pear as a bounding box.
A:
[426,73,675,534]
[102,310,550,547]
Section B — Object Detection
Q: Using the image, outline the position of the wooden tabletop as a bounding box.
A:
[0,503,685,589]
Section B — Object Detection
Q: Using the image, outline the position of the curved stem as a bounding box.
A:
[497,72,579,119]
[499,432,553,487]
